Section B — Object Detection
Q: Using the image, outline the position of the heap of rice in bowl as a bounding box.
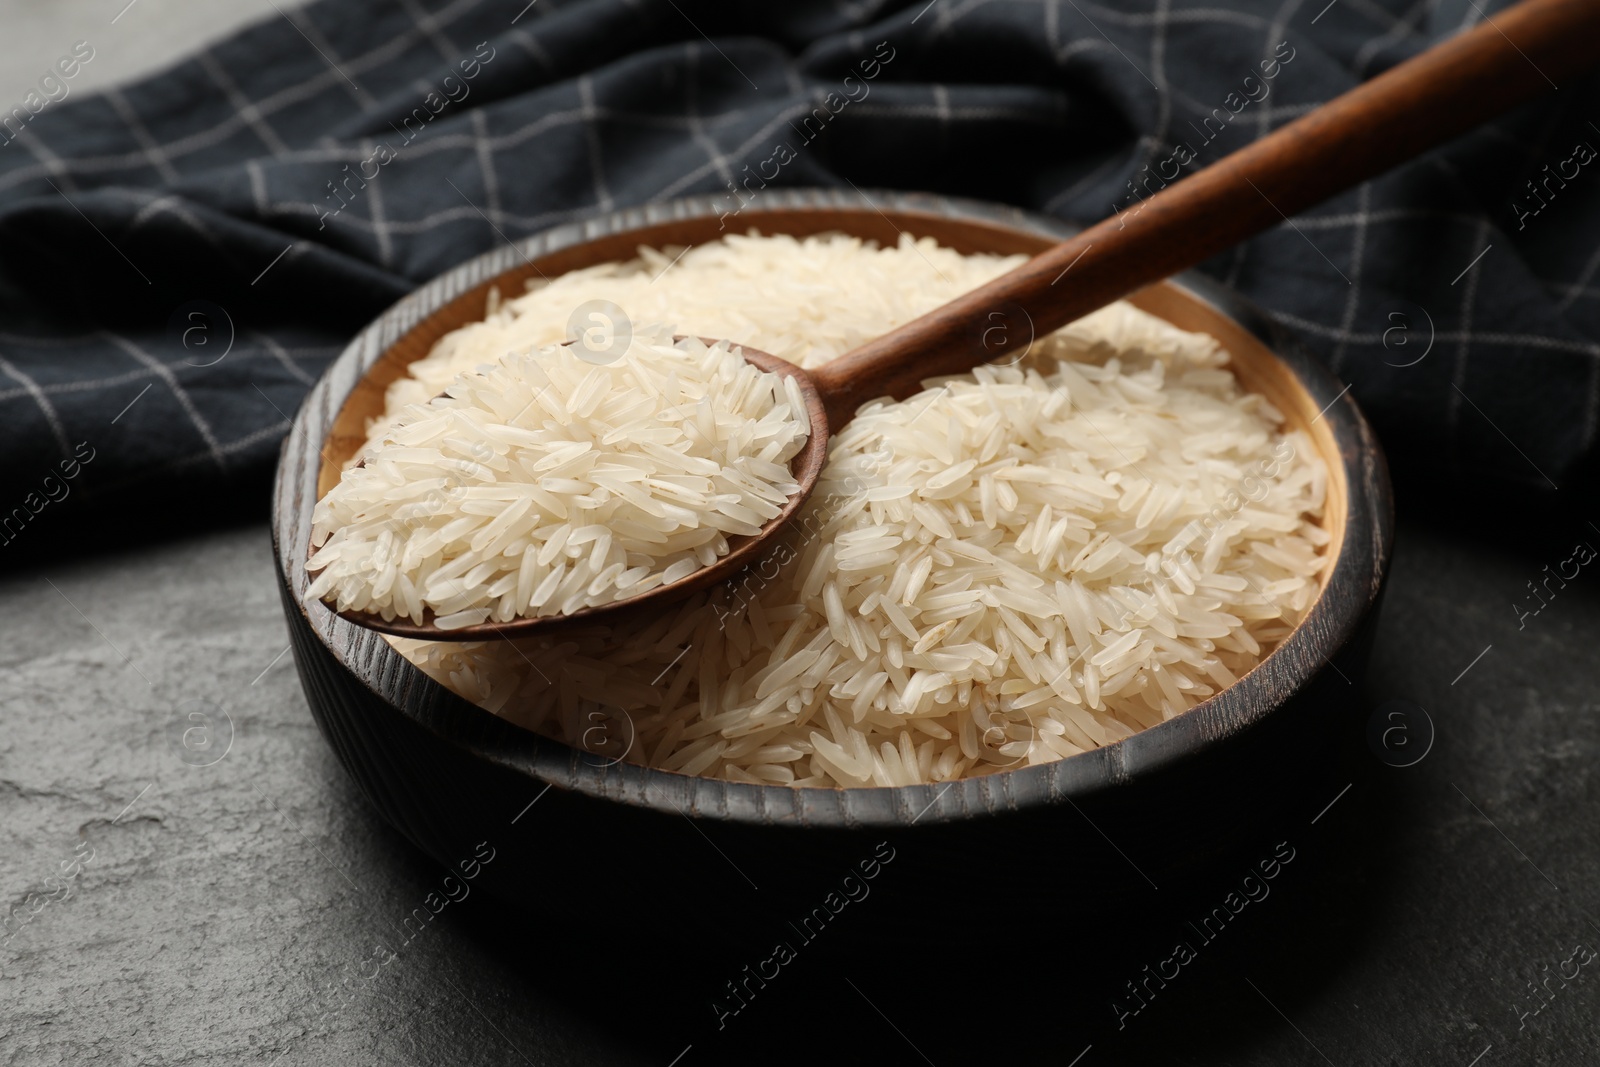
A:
[364,233,1329,788]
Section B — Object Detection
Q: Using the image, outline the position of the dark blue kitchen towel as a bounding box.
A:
[0,0,1596,538]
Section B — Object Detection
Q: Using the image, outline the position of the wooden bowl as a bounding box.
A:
[272,188,1391,945]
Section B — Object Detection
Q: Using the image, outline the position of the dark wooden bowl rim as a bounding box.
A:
[271,188,1393,830]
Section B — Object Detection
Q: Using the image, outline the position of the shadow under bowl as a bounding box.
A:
[271,188,1393,953]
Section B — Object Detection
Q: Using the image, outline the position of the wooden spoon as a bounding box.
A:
[331,0,1599,641]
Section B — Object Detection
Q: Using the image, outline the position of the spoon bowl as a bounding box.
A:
[323,341,833,640]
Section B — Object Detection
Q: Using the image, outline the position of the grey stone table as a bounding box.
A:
[2,482,1597,1066]
[2,4,1597,1063]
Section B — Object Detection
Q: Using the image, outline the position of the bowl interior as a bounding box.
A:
[276,189,1391,828]
[315,208,1347,596]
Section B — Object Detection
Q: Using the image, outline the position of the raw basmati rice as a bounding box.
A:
[369,232,1329,787]
[306,331,810,626]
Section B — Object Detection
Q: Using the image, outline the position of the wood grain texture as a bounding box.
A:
[810,0,1600,419]
[272,190,1392,859]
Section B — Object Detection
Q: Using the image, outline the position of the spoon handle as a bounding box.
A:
[809,0,1600,426]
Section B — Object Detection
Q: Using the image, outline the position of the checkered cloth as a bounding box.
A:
[0,0,1595,532]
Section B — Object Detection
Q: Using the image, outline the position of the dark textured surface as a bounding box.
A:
[2,482,1597,1066]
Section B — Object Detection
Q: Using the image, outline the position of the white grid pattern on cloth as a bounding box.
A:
[281,3,382,110]
[103,88,183,185]
[1580,322,1600,452]
[469,109,504,226]
[1327,180,1371,373]
[197,50,293,159]
[398,0,465,62]
[0,0,1591,509]
[1254,0,1304,139]
[255,332,320,386]
[1550,279,1600,305]
[576,74,617,214]
[1445,217,1493,434]
[1266,311,1600,359]
[8,124,82,197]
[848,100,1066,123]
[1079,4,1270,30]
[1330,0,1416,33]
[0,343,341,405]
[506,28,558,78]
[246,158,271,215]
[0,352,72,457]
[1351,0,1432,75]
[362,135,398,269]
[0,0,492,197]
[125,191,230,252]
[1556,238,1600,314]
[651,102,825,203]
[682,43,739,192]
[102,332,229,469]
